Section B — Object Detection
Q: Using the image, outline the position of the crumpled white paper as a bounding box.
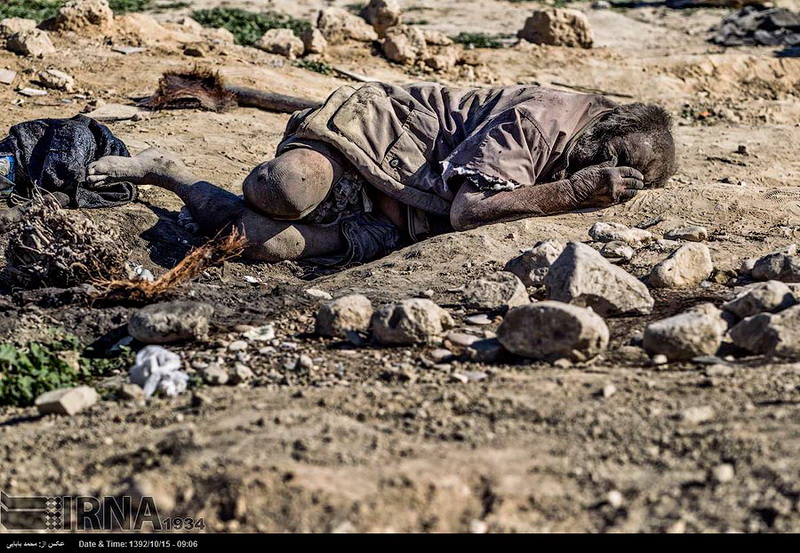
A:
[129,345,189,398]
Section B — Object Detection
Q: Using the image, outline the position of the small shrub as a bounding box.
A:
[192,7,311,46]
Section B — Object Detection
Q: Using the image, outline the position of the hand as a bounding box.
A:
[568,161,644,208]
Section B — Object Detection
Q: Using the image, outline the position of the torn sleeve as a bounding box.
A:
[441,107,551,193]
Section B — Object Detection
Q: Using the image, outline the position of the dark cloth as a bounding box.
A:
[278,82,617,217]
[711,6,800,47]
[305,211,406,267]
[0,115,137,208]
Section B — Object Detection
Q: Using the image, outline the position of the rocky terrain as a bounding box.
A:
[2,0,800,533]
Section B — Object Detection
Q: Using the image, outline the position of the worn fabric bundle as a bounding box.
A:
[0,114,137,208]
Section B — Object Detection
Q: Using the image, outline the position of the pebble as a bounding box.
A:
[466,339,505,363]
[243,324,276,342]
[230,364,254,384]
[446,331,480,348]
[202,365,229,386]
[664,225,708,242]
[710,463,735,484]
[465,314,493,326]
[607,490,624,508]
[652,354,668,365]
[429,348,454,362]
[228,340,248,352]
[602,384,617,398]
[680,405,715,424]
[371,299,454,346]
[722,280,796,319]
[305,288,333,300]
[649,243,714,289]
[35,386,98,416]
[316,294,373,338]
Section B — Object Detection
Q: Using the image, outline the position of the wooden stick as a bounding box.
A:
[551,81,635,99]
[225,85,322,113]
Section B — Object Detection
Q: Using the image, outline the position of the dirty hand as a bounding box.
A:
[568,161,644,208]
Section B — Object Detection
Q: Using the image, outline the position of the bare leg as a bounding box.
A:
[88,148,345,262]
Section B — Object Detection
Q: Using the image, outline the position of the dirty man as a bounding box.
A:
[88,82,677,265]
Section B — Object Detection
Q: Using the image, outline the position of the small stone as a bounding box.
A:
[723,281,796,319]
[317,8,378,44]
[652,354,668,365]
[466,338,505,363]
[588,222,652,246]
[497,301,609,362]
[710,464,735,484]
[255,28,305,59]
[643,303,728,361]
[429,348,454,363]
[296,354,314,370]
[552,358,572,369]
[316,294,374,338]
[7,29,55,57]
[600,241,635,262]
[230,364,254,384]
[680,405,715,424]
[300,28,328,55]
[128,301,213,344]
[17,87,47,97]
[518,8,594,48]
[504,240,564,287]
[469,519,489,534]
[607,490,624,508]
[125,475,175,514]
[202,365,229,386]
[664,225,708,242]
[592,0,612,8]
[729,304,800,357]
[602,384,617,398]
[421,29,453,46]
[54,0,114,33]
[118,383,145,401]
[371,299,454,346]
[465,314,493,326]
[38,69,75,92]
[739,257,757,276]
[35,386,98,416]
[545,242,654,316]
[463,272,530,310]
[0,69,16,85]
[751,245,800,282]
[191,391,212,408]
[305,288,333,300]
[228,340,248,352]
[382,24,427,64]
[424,48,459,72]
[649,243,714,288]
[243,325,276,342]
[361,0,402,37]
[446,331,480,348]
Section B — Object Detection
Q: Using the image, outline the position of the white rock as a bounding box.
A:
[382,24,427,64]
[255,28,305,58]
[600,241,634,262]
[751,245,800,282]
[518,8,594,48]
[317,8,378,44]
[649,243,713,288]
[128,301,213,344]
[300,28,328,55]
[361,0,402,37]
[643,303,728,361]
[317,294,374,339]
[588,221,653,246]
[371,299,454,345]
[710,464,735,484]
[664,225,708,242]
[0,18,36,39]
[35,386,98,416]
[38,69,75,92]
[6,29,55,57]
[504,240,564,287]
[722,281,796,319]
[544,242,654,316]
[497,301,609,362]
[681,405,715,424]
[729,304,800,358]
[463,272,530,310]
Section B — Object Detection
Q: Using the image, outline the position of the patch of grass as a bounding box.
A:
[294,59,334,76]
[108,0,153,13]
[191,7,311,46]
[0,337,133,407]
[451,32,507,49]
[0,0,61,22]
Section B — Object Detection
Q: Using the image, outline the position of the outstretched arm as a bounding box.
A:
[449,163,645,231]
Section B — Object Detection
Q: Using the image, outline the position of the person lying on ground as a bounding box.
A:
[87,82,677,267]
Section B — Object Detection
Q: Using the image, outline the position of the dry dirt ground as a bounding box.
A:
[3,0,800,533]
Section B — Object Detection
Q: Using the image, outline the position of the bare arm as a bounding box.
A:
[449,162,645,231]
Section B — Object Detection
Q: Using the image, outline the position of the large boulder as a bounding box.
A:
[255,28,305,58]
[649,243,713,288]
[518,8,594,48]
[317,8,378,44]
[128,301,214,344]
[361,0,402,37]
[497,301,609,362]
[544,242,654,316]
[643,303,728,361]
[316,294,374,338]
[371,299,454,345]
[722,280,797,320]
[53,0,114,33]
[504,240,564,287]
[729,304,800,358]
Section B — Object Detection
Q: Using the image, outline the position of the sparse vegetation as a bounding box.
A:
[0,0,61,22]
[192,7,312,46]
[294,59,334,76]
[451,32,508,49]
[0,337,132,407]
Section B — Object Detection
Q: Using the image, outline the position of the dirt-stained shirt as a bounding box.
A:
[279,82,617,217]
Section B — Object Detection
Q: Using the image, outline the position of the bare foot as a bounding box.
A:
[87,147,196,191]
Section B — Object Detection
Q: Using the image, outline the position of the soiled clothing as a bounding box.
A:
[0,115,136,208]
[278,82,618,218]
